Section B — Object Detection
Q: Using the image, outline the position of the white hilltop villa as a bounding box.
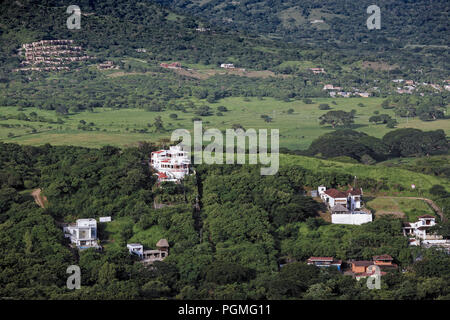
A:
[150,146,191,182]
[318,186,372,225]
[63,218,100,249]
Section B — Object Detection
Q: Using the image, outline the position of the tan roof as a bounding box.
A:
[332,204,349,213]
[307,257,334,262]
[156,239,169,248]
[418,215,435,219]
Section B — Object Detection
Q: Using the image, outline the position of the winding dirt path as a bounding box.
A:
[31,188,47,208]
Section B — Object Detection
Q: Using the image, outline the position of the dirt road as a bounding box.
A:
[31,188,47,208]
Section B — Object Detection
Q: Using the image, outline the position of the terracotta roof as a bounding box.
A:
[373,254,393,261]
[157,172,168,179]
[346,188,362,196]
[324,188,347,198]
[156,239,169,248]
[351,260,373,267]
[418,215,435,219]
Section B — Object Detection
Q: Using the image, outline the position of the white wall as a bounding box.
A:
[332,214,372,225]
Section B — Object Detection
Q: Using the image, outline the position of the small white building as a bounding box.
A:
[220,63,235,69]
[127,243,144,258]
[346,188,362,211]
[99,216,111,223]
[402,215,447,246]
[151,146,191,182]
[127,239,170,266]
[64,219,99,249]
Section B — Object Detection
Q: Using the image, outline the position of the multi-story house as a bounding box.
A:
[64,219,99,249]
[150,146,191,182]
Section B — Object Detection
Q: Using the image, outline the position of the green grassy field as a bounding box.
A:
[280,154,450,194]
[101,217,166,251]
[1,97,448,150]
[366,197,435,221]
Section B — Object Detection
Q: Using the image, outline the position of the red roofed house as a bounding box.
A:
[318,186,371,225]
[320,188,347,208]
[307,257,342,271]
[373,254,398,270]
[351,254,397,279]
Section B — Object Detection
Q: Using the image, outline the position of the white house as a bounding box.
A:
[402,215,448,246]
[128,239,170,266]
[319,186,372,225]
[151,146,191,182]
[127,243,144,258]
[320,188,348,208]
[64,219,99,249]
[346,188,362,211]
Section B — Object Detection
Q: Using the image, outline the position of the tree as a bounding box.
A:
[319,110,355,128]
[98,262,117,285]
[318,104,330,110]
[303,283,334,300]
[153,116,165,132]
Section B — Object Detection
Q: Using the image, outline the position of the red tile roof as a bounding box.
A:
[346,188,362,196]
[351,260,373,267]
[418,215,435,219]
[157,172,168,179]
[324,189,347,198]
[373,254,393,261]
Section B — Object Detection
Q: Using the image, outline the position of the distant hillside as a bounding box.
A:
[0,0,303,73]
[156,0,450,48]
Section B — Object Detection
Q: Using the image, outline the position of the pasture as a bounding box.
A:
[1,96,449,150]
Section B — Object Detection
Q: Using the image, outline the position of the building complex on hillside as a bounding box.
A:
[63,218,100,249]
[15,40,92,72]
[318,186,372,225]
[127,239,169,266]
[307,257,342,271]
[403,215,450,248]
[350,254,398,280]
[150,146,191,182]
